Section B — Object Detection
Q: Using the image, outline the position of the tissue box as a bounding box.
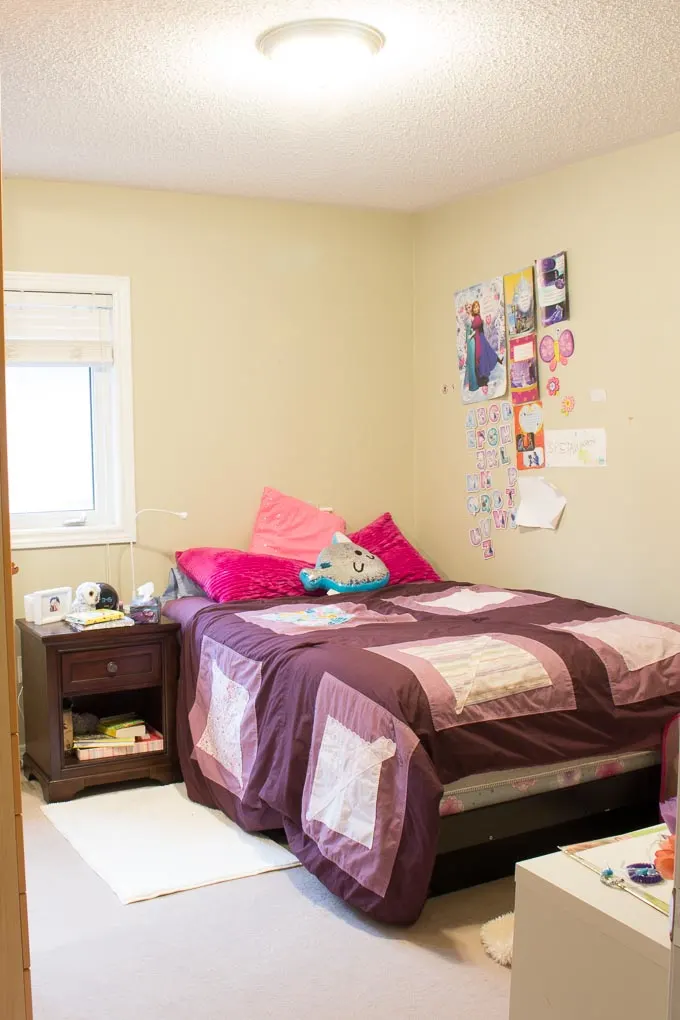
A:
[129,596,162,624]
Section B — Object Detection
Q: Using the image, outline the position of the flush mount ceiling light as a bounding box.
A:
[256,18,385,78]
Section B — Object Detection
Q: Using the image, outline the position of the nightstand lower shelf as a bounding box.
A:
[24,751,181,803]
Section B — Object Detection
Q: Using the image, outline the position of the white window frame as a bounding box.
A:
[5,271,136,550]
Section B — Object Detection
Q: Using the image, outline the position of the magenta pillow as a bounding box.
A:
[249,487,345,562]
[177,547,308,604]
[348,514,441,586]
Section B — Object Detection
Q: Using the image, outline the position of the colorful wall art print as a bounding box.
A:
[504,266,535,338]
[514,401,545,471]
[535,252,569,327]
[509,334,539,405]
[456,277,507,404]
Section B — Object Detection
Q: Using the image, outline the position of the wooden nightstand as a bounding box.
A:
[17,617,181,803]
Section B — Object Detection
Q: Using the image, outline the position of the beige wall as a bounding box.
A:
[414,130,680,621]
[4,180,415,607]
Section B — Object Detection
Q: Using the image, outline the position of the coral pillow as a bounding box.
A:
[348,513,441,586]
[249,487,345,562]
[177,547,308,604]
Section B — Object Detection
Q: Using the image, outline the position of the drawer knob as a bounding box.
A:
[106,661,118,675]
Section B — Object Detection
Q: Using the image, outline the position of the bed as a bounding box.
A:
[164,579,680,924]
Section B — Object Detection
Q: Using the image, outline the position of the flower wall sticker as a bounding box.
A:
[547,376,560,397]
[561,395,575,416]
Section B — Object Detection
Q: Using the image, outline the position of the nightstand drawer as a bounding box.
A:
[61,643,162,693]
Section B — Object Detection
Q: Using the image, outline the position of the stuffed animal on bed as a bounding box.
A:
[300,533,389,594]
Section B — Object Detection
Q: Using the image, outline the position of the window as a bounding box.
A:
[4,273,136,549]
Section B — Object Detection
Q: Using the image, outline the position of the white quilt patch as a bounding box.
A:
[196,659,249,784]
[402,636,551,713]
[425,590,516,613]
[306,716,396,849]
[565,618,680,671]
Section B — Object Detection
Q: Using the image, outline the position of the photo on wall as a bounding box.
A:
[535,251,569,327]
[503,266,535,338]
[455,277,507,404]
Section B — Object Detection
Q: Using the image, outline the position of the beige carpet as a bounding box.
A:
[23,781,513,1020]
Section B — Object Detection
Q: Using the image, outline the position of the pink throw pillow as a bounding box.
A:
[249,487,345,562]
[177,547,309,604]
[349,513,441,586]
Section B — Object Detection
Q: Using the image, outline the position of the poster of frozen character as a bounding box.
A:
[455,277,507,404]
[504,266,535,338]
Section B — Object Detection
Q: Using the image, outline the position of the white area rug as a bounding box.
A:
[41,783,299,903]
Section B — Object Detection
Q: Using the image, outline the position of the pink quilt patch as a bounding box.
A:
[302,672,419,899]
[368,633,575,731]
[238,602,416,635]
[189,637,262,797]
[385,584,553,617]
[546,615,680,705]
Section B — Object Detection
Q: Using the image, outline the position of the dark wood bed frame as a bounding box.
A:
[429,764,660,896]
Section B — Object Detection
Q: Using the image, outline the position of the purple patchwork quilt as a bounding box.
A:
[166,581,680,923]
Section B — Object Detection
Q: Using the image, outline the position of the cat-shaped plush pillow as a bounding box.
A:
[300,533,389,595]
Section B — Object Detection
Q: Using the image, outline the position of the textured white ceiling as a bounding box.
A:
[1,0,680,210]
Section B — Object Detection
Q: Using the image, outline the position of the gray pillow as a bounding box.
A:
[161,566,209,604]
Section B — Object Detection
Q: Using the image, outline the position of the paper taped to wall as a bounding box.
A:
[545,428,607,468]
[515,476,567,530]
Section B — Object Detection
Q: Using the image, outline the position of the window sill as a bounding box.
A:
[11,526,135,551]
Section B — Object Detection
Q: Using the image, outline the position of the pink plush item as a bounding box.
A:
[248,487,346,563]
[349,513,441,586]
[177,547,309,604]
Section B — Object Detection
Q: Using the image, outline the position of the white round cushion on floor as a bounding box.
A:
[480,911,514,967]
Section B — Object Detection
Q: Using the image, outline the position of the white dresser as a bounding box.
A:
[510,850,670,1020]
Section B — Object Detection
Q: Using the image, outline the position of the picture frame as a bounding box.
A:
[30,587,72,625]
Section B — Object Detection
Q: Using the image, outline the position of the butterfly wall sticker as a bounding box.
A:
[539,328,574,372]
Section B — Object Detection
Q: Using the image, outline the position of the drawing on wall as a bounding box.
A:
[465,408,477,428]
[466,429,477,448]
[486,449,499,469]
[500,446,510,466]
[487,426,500,447]
[546,376,560,397]
[561,395,576,416]
[488,403,501,424]
[480,493,492,513]
[480,470,493,489]
[545,428,607,468]
[466,473,480,491]
[504,266,535,337]
[456,277,507,404]
[539,328,575,372]
[476,405,488,426]
[476,450,486,470]
[470,527,482,547]
[493,509,508,530]
[514,401,545,470]
[467,495,481,514]
[535,252,569,326]
[510,334,539,405]
[501,401,513,422]
[480,518,491,539]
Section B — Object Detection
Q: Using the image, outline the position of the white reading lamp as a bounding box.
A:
[128,507,188,600]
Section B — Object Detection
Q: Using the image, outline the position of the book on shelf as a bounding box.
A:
[97,713,147,739]
[74,728,164,761]
[65,609,134,632]
[73,733,136,748]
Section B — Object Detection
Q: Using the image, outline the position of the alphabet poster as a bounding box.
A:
[455,277,507,404]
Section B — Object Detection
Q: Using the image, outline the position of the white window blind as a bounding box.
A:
[4,272,136,550]
[4,289,114,365]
